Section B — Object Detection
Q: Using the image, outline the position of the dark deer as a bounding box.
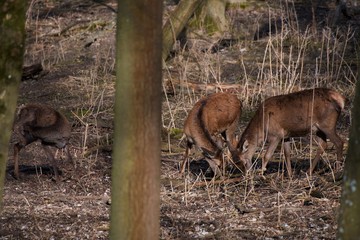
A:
[238,88,345,177]
[180,92,246,175]
[12,103,72,180]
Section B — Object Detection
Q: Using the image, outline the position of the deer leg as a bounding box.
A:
[13,143,22,179]
[224,129,237,159]
[323,130,343,171]
[65,145,74,167]
[262,137,281,175]
[225,119,239,151]
[42,145,60,180]
[283,140,292,178]
[309,131,327,176]
[214,135,226,173]
[180,140,192,174]
[211,149,223,176]
[12,132,36,180]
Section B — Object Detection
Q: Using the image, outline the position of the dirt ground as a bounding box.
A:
[0,0,357,239]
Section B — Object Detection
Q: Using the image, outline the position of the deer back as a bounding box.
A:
[238,88,345,163]
[184,92,241,153]
[15,104,71,148]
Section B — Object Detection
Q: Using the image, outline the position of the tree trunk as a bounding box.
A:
[162,0,204,61]
[162,0,239,61]
[0,1,26,210]
[337,74,360,238]
[337,44,360,238]
[199,0,228,34]
[110,0,162,239]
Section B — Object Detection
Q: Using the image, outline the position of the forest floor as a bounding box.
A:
[0,0,358,239]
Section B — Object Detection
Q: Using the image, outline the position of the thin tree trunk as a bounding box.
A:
[110,0,162,239]
[0,1,26,210]
[337,75,360,238]
[162,0,203,61]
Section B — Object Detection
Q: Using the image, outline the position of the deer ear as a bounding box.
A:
[242,140,249,152]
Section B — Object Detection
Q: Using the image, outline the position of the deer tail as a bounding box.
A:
[329,90,346,112]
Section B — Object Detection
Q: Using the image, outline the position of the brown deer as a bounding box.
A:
[12,103,72,180]
[238,88,345,177]
[180,92,247,175]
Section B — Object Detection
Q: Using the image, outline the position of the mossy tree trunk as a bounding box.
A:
[337,72,360,238]
[198,0,228,34]
[110,0,162,239]
[0,1,26,210]
[162,0,236,61]
[162,0,204,61]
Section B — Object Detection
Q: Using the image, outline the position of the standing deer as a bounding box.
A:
[238,88,345,177]
[180,92,247,175]
[12,103,72,180]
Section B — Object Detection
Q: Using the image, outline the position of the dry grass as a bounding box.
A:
[1,0,357,239]
[160,1,354,238]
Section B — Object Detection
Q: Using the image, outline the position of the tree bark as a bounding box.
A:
[200,0,228,34]
[110,0,162,239]
[0,1,26,210]
[162,0,204,61]
[337,75,360,238]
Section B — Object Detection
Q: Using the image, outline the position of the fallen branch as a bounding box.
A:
[164,78,242,95]
[162,176,244,189]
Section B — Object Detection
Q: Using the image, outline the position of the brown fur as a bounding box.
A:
[12,103,72,180]
[181,92,244,174]
[238,88,345,177]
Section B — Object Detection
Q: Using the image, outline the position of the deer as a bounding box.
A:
[12,103,72,181]
[237,88,345,177]
[180,92,247,176]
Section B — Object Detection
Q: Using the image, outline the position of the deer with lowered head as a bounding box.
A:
[238,88,345,177]
[180,92,248,175]
[12,103,72,180]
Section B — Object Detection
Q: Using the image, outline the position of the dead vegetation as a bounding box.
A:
[0,0,357,239]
